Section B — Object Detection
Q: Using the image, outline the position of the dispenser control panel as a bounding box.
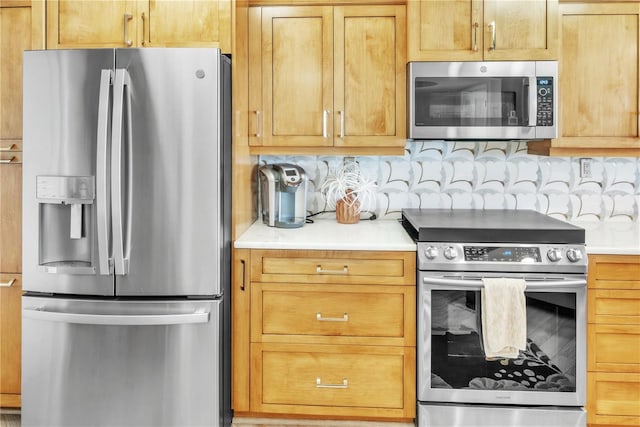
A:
[36,176,95,204]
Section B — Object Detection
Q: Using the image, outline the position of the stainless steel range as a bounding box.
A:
[402,209,588,427]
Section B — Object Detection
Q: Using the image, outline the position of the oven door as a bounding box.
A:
[417,272,586,407]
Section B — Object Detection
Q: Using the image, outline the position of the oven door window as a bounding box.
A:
[414,77,530,127]
[431,290,576,392]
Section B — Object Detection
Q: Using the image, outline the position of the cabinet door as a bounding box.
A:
[0,6,31,141]
[483,0,558,60]
[47,0,138,48]
[407,0,483,61]
[557,3,640,153]
[333,5,406,149]
[141,0,231,52]
[249,6,334,148]
[0,154,21,274]
[0,274,21,405]
[407,0,557,62]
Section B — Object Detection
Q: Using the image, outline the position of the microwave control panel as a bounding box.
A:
[536,77,554,127]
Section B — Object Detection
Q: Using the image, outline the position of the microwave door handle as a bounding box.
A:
[422,276,586,290]
[528,76,537,126]
[96,69,113,275]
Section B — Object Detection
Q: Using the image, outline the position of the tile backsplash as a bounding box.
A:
[260,141,640,222]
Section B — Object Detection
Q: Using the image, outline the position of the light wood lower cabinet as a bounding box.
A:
[587,255,640,426]
[233,249,416,421]
[0,274,21,408]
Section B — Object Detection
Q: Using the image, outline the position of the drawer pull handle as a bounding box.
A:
[0,144,16,151]
[316,265,348,275]
[0,279,16,287]
[0,156,16,163]
[316,312,348,322]
[316,377,348,389]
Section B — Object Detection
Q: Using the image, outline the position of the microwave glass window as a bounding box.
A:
[430,290,577,392]
[415,77,531,127]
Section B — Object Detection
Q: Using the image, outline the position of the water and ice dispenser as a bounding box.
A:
[36,175,96,274]
[259,164,307,228]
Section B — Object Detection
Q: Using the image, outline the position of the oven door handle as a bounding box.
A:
[422,276,587,289]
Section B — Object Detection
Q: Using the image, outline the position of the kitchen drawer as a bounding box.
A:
[250,250,415,286]
[251,283,415,346]
[250,342,415,418]
[0,151,22,164]
[588,289,640,325]
[589,255,640,290]
[588,372,640,426]
[588,323,640,373]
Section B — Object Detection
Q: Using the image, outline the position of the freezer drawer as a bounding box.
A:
[22,296,223,427]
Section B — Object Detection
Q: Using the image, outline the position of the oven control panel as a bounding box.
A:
[463,246,541,263]
[418,242,587,273]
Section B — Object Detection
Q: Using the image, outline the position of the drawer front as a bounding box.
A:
[589,289,640,325]
[251,283,415,345]
[588,372,640,425]
[251,250,415,286]
[589,255,640,290]
[250,343,415,418]
[588,324,640,372]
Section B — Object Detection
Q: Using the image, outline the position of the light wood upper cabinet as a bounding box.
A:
[408,0,558,62]
[0,5,31,141]
[46,0,231,52]
[248,5,406,154]
[529,2,640,157]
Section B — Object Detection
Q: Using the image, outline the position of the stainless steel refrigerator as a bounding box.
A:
[21,48,231,427]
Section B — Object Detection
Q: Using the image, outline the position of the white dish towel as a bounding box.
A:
[481,277,527,359]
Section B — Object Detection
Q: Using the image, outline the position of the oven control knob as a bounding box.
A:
[567,248,583,263]
[443,246,458,260]
[424,246,439,260]
[547,248,562,262]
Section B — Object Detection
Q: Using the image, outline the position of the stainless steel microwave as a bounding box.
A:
[408,61,558,140]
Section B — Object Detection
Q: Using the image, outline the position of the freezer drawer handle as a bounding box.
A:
[316,312,349,322]
[316,377,348,389]
[23,308,210,326]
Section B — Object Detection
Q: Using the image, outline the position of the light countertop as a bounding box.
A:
[234,218,416,251]
[570,221,640,255]
[235,218,640,256]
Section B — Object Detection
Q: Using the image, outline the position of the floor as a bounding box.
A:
[0,411,413,427]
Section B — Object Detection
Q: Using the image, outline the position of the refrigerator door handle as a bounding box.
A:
[23,307,210,326]
[111,68,132,276]
[96,69,113,275]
